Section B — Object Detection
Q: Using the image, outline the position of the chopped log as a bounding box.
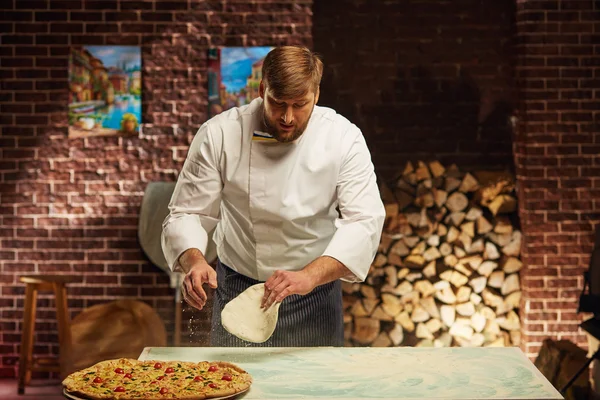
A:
[373,254,387,268]
[352,317,380,344]
[470,292,482,305]
[503,257,523,273]
[425,318,442,335]
[363,298,379,314]
[414,280,436,297]
[371,331,392,347]
[395,311,415,332]
[465,206,483,221]
[487,271,505,289]
[478,261,498,277]
[423,261,437,278]
[434,332,453,348]
[456,302,475,317]
[496,310,520,331]
[436,288,457,304]
[447,212,466,226]
[445,177,462,193]
[469,239,485,253]
[502,232,522,256]
[459,173,480,193]
[484,242,500,260]
[461,221,475,238]
[454,263,472,278]
[395,190,415,211]
[384,265,398,287]
[469,276,487,294]
[477,216,493,234]
[470,312,487,333]
[416,322,434,339]
[429,161,446,177]
[488,194,517,216]
[440,242,453,256]
[361,285,377,299]
[423,246,442,262]
[446,192,469,213]
[449,322,474,340]
[350,300,369,317]
[381,293,402,317]
[404,236,421,249]
[371,306,394,321]
[411,304,430,323]
[379,233,394,253]
[456,286,472,303]
[420,296,440,319]
[440,305,456,327]
[389,324,404,346]
[501,274,520,295]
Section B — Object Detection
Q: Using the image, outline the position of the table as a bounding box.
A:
[138,346,563,399]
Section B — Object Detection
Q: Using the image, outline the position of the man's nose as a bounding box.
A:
[282,107,293,124]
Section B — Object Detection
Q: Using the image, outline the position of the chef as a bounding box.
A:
[161,45,385,347]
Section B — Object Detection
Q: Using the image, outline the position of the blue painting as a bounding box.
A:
[69,46,142,138]
[208,46,273,118]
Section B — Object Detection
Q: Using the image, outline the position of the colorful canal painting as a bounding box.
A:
[69,46,142,138]
[207,46,273,118]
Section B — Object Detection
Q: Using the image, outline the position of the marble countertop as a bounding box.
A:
[138,346,562,399]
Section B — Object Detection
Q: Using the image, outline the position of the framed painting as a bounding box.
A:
[68,46,142,138]
[208,46,273,119]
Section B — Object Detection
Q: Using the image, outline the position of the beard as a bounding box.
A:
[262,107,313,143]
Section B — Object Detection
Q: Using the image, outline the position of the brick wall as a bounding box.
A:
[313,0,516,181]
[514,0,600,357]
[0,0,312,378]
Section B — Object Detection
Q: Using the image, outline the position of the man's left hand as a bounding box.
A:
[261,270,316,309]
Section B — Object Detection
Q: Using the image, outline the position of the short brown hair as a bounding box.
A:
[261,46,323,99]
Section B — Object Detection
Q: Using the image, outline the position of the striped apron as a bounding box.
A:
[210,260,344,347]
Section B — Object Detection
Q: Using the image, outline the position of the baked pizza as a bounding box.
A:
[62,358,252,399]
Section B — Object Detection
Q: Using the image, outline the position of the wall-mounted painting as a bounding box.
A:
[208,46,273,119]
[69,46,142,138]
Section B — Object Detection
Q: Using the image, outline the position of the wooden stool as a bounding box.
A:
[18,274,77,395]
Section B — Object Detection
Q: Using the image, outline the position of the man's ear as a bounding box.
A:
[259,80,265,98]
[314,86,320,104]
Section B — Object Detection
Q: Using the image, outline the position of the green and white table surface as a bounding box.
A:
[138,346,563,400]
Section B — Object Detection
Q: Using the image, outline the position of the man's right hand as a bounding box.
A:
[178,248,218,311]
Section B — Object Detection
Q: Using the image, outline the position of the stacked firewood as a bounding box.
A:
[343,161,522,348]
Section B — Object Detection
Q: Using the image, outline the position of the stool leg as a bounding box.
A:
[53,283,72,379]
[18,284,37,395]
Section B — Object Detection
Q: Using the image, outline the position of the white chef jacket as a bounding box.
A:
[161,98,385,282]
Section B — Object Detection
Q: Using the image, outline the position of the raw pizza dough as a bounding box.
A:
[221,283,281,343]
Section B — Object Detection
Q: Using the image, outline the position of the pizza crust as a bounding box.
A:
[221,283,281,343]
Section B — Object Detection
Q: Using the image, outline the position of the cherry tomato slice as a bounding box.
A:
[194,376,203,381]
[154,362,162,369]
[208,383,218,389]
[124,373,132,379]
[165,367,174,374]
[157,375,165,380]
[150,381,157,384]
[114,386,125,392]
[208,365,218,372]
[93,377,103,384]
[114,368,124,374]
[222,374,232,381]
[160,387,168,395]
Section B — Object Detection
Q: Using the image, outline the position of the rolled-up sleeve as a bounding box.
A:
[161,123,223,272]
[322,126,386,282]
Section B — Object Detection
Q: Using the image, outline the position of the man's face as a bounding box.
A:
[259,82,319,143]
